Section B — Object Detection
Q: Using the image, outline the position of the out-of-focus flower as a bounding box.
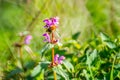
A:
[43,33,51,42]
[54,54,65,65]
[43,17,59,28]
[24,35,32,44]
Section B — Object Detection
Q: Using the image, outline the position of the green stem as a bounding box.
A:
[110,56,116,80]
[18,47,24,69]
[88,64,94,80]
[54,71,57,80]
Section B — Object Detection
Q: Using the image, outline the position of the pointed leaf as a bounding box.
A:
[53,65,69,80]
[100,32,111,41]
[63,60,74,73]
[86,49,98,65]
[39,43,54,54]
[31,61,50,77]
[105,41,116,49]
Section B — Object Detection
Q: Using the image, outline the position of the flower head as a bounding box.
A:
[24,35,32,44]
[54,54,65,65]
[43,19,53,28]
[50,17,59,26]
[43,33,51,42]
[43,17,59,28]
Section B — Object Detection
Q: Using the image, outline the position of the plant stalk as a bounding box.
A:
[110,56,116,80]
[51,32,55,65]
[51,32,57,80]
[18,47,24,69]
[54,71,57,80]
[52,47,55,65]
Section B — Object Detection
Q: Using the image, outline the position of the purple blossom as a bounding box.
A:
[54,54,59,62]
[43,33,51,42]
[24,35,32,44]
[50,17,59,26]
[54,54,65,64]
[58,56,65,64]
[43,19,53,28]
[43,17,59,28]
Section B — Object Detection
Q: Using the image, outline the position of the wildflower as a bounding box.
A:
[43,19,53,28]
[54,54,65,65]
[43,16,59,28]
[50,17,59,26]
[43,33,51,42]
[54,54,59,63]
[24,35,32,44]
[43,33,59,44]
[43,17,60,43]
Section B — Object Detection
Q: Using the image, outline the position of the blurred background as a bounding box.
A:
[0,0,120,79]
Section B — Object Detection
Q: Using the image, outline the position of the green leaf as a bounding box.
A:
[53,65,69,80]
[114,64,120,69]
[86,49,98,65]
[7,68,23,78]
[31,61,50,77]
[100,32,111,41]
[36,69,44,80]
[72,32,81,40]
[100,33,116,49]
[83,69,90,80]
[39,43,54,55]
[63,60,74,73]
[31,64,42,77]
[24,61,36,69]
[105,41,116,49]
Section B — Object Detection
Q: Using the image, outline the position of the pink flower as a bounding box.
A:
[24,35,32,44]
[43,33,51,42]
[58,56,65,64]
[43,17,59,28]
[54,54,65,64]
[50,17,59,26]
[43,19,53,28]
[54,54,59,62]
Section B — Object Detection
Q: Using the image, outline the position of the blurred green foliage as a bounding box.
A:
[0,0,120,79]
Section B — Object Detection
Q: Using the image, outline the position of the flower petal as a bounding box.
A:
[43,33,51,42]
[54,54,59,63]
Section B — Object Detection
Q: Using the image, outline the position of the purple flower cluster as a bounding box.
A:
[43,17,59,28]
[54,54,65,64]
[42,17,60,44]
[24,35,32,44]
